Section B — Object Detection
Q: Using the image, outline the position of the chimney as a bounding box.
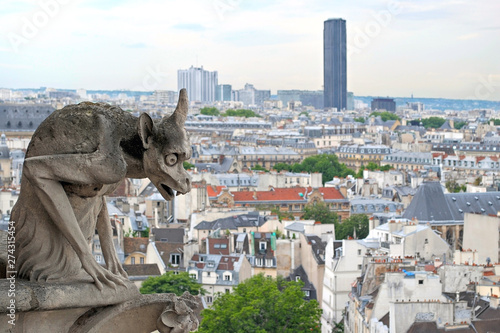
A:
[491,295,499,309]
[339,186,348,198]
[122,201,130,213]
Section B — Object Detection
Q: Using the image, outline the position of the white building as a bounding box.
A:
[177,66,218,103]
[321,239,377,332]
[366,219,451,261]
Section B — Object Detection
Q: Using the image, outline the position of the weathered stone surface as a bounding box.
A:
[0,290,201,333]
[70,293,201,333]
[1,89,197,332]
[0,279,140,313]
[12,89,192,291]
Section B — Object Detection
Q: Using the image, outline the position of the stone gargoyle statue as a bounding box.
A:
[6,90,199,333]
[13,89,192,290]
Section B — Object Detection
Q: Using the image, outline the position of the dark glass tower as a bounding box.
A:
[324,18,346,110]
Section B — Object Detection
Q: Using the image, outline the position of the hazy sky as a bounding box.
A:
[0,0,499,100]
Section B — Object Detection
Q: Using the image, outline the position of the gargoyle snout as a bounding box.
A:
[177,176,192,195]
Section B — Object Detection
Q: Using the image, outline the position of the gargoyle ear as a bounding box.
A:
[138,113,155,149]
[170,89,189,126]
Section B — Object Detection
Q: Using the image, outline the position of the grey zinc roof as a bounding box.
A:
[194,212,266,231]
[403,182,500,224]
[402,182,454,222]
[445,192,500,220]
[285,222,306,233]
[439,120,453,130]
[394,186,418,197]
[306,235,325,264]
[0,103,55,131]
[152,228,184,243]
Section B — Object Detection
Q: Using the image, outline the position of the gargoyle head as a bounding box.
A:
[138,89,192,201]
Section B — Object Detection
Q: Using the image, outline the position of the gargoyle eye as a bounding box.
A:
[165,154,177,166]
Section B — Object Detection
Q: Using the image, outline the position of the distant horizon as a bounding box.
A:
[3,86,500,104]
[1,1,499,101]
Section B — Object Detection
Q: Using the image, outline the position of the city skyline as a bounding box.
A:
[0,0,499,100]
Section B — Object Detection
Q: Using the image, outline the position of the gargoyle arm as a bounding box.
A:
[22,140,128,290]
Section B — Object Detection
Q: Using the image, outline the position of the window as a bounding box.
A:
[131,257,135,265]
[140,257,144,264]
[214,244,221,249]
[190,274,197,280]
[224,274,231,281]
[259,241,267,250]
[206,296,213,303]
[304,290,310,297]
[95,255,102,263]
[418,280,424,285]
[266,259,273,267]
[171,253,181,266]
[256,258,263,266]
[295,276,301,282]
[221,244,227,249]
[225,289,230,294]
[357,249,361,255]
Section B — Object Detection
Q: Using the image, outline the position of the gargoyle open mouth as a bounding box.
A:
[161,183,175,198]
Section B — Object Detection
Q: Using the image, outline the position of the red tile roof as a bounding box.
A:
[124,237,149,255]
[232,187,345,202]
[217,256,240,271]
[207,185,226,198]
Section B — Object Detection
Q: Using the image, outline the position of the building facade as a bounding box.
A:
[177,66,218,103]
[324,18,347,111]
[371,98,396,112]
[215,84,232,102]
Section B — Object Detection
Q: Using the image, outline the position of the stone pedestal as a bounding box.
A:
[0,280,201,333]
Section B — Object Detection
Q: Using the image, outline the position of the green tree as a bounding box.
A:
[271,206,294,222]
[454,121,467,129]
[356,162,392,178]
[354,117,365,123]
[251,164,269,172]
[200,107,220,116]
[370,111,400,121]
[336,214,369,240]
[272,154,356,184]
[272,162,292,172]
[420,117,446,129]
[295,154,356,184]
[198,274,322,333]
[445,180,466,193]
[222,109,260,118]
[183,161,195,170]
[302,202,338,225]
[140,271,205,296]
[491,118,500,126]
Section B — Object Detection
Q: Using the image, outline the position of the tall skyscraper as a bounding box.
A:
[177,66,218,103]
[216,84,232,101]
[324,18,347,111]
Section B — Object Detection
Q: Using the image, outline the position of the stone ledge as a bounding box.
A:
[0,279,140,312]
